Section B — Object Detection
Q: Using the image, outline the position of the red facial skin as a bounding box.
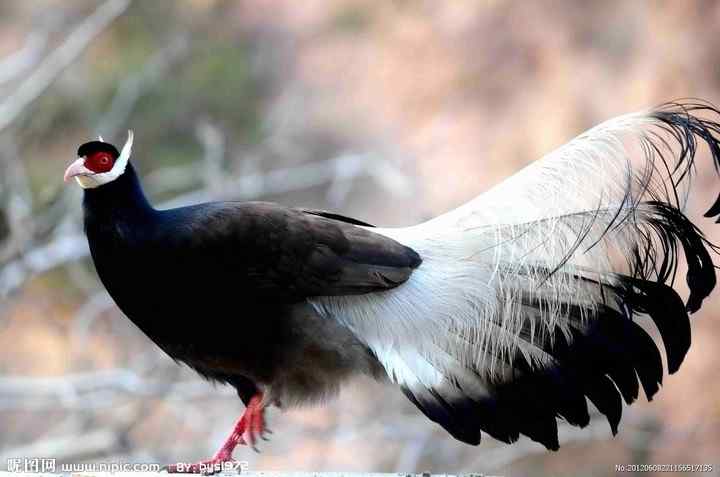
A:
[84,151,115,173]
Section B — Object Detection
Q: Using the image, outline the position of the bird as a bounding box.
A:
[65,101,720,473]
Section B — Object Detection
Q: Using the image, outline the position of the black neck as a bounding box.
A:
[83,163,155,222]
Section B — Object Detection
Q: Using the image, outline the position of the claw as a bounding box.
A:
[165,392,269,473]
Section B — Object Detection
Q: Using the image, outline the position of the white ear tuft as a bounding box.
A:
[98,135,104,142]
[120,130,133,159]
[113,130,134,172]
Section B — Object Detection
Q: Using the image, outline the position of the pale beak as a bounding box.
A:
[64,157,92,182]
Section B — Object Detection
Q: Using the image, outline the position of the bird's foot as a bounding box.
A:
[238,393,269,451]
[164,393,268,474]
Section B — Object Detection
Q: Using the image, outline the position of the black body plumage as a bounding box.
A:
[82,163,420,403]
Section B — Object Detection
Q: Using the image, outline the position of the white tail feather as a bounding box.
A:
[310,103,720,389]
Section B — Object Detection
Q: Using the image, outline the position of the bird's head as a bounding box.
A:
[64,130,134,189]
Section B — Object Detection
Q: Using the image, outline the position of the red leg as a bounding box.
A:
[166,393,267,474]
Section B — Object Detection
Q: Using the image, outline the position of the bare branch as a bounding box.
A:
[0,232,88,296]
[0,369,234,412]
[97,34,190,137]
[0,0,132,133]
[160,153,410,209]
[0,31,48,87]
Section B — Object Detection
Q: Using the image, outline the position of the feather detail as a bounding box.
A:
[310,101,720,448]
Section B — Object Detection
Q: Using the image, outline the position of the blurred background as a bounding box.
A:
[1,1,719,476]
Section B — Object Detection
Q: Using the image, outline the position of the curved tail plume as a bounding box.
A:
[311,101,720,449]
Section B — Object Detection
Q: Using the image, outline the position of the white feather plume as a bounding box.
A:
[310,102,720,389]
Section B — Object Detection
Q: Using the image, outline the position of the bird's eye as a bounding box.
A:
[85,152,114,173]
